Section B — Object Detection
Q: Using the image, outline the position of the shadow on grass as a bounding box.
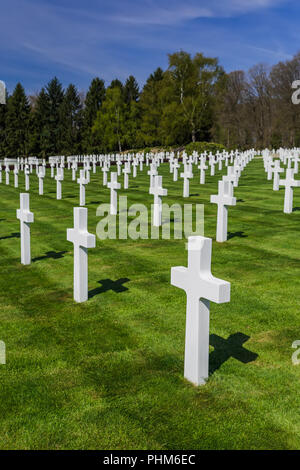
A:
[227,231,248,240]
[0,232,20,240]
[32,251,67,262]
[209,332,258,376]
[89,278,130,299]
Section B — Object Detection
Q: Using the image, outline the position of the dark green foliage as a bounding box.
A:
[3,49,300,155]
[59,84,82,155]
[5,83,30,158]
[124,75,140,104]
[45,77,64,155]
[30,88,51,158]
[185,141,227,155]
[82,77,105,152]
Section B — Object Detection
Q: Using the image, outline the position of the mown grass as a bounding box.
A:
[0,157,300,450]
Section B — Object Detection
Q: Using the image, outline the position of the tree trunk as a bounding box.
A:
[191,123,196,143]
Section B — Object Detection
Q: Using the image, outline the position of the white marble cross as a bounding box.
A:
[210,180,236,242]
[209,157,215,176]
[107,172,121,215]
[171,236,230,385]
[116,160,122,176]
[25,165,30,191]
[84,162,91,183]
[147,164,157,188]
[102,164,109,186]
[272,160,284,191]
[173,160,180,182]
[77,169,88,206]
[37,166,45,195]
[180,166,193,198]
[55,167,64,200]
[139,157,144,172]
[72,161,78,181]
[149,175,167,226]
[123,162,131,189]
[14,165,19,188]
[17,193,34,265]
[198,159,207,185]
[294,155,300,174]
[223,166,238,188]
[5,165,10,185]
[267,160,274,180]
[50,162,55,178]
[132,160,138,178]
[67,207,96,303]
[280,168,300,213]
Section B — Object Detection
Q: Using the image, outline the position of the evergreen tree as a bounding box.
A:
[29,88,51,157]
[124,75,139,104]
[59,84,82,155]
[109,79,123,91]
[82,77,105,152]
[45,77,64,154]
[5,83,30,157]
[139,67,164,146]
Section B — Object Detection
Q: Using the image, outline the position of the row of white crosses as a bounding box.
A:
[264,152,300,214]
[16,192,95,303]
[15,191,232,386]
[12,149,259,388]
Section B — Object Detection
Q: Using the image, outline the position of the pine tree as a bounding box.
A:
[109,79,123,91]
[5,83,30,157]
[29,88,51,158]
[124,76,140,104]
[82,78,105,152]
[139,67,165,146]
[59,84,82,155]
[45,77,64,154]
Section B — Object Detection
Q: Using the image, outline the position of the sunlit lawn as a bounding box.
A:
[0,157,300,449]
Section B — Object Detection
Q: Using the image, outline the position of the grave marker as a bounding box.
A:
[17,193,34,265]
[67,207,96,303]
[171,236,230,385]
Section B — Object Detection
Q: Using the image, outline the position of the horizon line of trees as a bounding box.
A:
[1,49,300,159]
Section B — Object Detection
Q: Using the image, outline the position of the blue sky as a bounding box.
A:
[0,0,299,94]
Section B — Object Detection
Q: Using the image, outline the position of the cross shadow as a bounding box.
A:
[0,232,20,240]
[237,199,245,203]
[89,278,130,299]
[209,332,258,376]
[293,207,300,212]
[227,231,248,240]
[190,193,200,197]
[32,251,67,262]
[89,201,101,205]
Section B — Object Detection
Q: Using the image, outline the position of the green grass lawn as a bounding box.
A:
[0,158,300,450]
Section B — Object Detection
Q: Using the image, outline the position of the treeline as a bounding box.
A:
[1,50,300,158]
